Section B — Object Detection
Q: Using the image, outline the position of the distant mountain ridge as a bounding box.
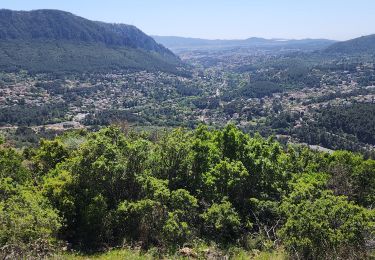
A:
[0,9,181,73]
[324,34,375,55]
[152,35,337,51]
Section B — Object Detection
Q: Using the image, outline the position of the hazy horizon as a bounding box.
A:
[151,35,338,41]
[1,0,374,41]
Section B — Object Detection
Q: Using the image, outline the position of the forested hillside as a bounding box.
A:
[0,125,374,259]
[294,103,375,150]
[0,9,181,73]
[324,34,375,55]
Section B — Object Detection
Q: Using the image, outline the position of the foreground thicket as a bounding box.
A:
[0,125,374,259]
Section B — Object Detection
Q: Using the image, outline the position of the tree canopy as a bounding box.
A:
[0,125,374,258]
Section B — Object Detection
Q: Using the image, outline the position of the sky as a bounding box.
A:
[1,0,374,41]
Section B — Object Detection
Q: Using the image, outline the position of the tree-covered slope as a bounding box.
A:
[0,9,181,73]
[325,34,375,55]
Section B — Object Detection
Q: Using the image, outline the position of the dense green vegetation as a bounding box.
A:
[292,103,375,155]
[0,9,172,54]
[325,34,375,55]
[1,8,375,259]
[0,40,182,74]
[0,9,182,73]
[0,103,68,126]
[318,103,375,145]
[0,125,374,259]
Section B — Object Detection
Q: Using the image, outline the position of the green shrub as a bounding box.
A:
[279,185,374,259]
[0,187,61,258]
[201,199,241,243]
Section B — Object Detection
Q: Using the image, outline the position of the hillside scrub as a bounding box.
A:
[0,125,374,258]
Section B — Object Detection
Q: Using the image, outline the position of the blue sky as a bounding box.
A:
[1,0,374,40]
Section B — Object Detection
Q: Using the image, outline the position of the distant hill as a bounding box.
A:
[324,34,375,55]
[152,35,336,52]
[0,9,181,73]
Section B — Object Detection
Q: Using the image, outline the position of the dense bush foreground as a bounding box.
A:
[0,125,374,259]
